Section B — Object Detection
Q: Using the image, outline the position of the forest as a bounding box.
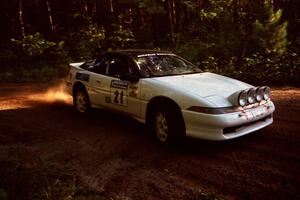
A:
[0,0,299,84]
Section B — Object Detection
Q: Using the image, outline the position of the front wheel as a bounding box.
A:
[154,111,170,143]
[73,87,90,113]
[151,104,185,144]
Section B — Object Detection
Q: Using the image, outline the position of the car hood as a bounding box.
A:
[153,72,252,98]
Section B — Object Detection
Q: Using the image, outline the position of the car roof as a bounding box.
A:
[105,49,174,58]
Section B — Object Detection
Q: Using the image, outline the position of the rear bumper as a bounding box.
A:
[182,101,275,140]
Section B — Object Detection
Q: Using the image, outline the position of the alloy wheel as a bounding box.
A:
[76,91,87,113]
[155,112,169,142]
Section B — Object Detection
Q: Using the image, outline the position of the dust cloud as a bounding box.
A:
[0,82,72,111]
[28,83,72,104]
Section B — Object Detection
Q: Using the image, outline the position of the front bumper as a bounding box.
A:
[182,101,275,140]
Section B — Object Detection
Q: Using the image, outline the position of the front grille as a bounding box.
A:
[223,115,272,135]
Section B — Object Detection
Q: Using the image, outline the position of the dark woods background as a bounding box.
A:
[0,0,299,84]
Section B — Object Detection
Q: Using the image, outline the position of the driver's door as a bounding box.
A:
[99,55,141,118]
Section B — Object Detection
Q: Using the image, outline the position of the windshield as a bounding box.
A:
[134,54,202,78]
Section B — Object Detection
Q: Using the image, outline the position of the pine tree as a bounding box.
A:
[250,1,288,57]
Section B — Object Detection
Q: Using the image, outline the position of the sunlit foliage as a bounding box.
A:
[0,0,299,84]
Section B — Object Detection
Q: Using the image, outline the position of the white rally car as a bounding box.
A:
[66,50,275,143]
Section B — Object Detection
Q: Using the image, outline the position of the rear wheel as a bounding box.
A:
[73,87,90,113]
[151,103,185,144]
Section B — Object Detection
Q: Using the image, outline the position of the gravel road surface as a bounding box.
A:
[0,83,299,200]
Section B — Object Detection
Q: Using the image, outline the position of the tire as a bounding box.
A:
[73,87,91,113]
[151,104,185,144]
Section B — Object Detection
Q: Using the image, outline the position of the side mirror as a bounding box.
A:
[120,73,139,83]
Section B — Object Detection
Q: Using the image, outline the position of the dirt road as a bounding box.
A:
[0,83,299,200]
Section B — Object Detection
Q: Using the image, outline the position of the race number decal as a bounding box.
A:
[110,80,128,106]
[114,90,124,104]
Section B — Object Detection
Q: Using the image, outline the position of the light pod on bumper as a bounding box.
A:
[247,88,256,104]
[263,86,271,100]
[229,86,271,107]
[256,87,264,102]
[238,90,248,107]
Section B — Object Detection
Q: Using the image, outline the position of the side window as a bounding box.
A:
[106,57,130,78]
[80,60,95,71]
[92,58,106,75]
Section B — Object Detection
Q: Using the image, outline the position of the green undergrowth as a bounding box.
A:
[0,144,106,200]
[0,144,222,200]
[0,64,69,83]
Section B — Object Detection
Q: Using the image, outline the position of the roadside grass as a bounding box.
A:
[0,143,223,200]
[0,144,107,200]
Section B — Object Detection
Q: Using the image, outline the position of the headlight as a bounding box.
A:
[247,88,256,104]
[238,90,248,106]
[263,86,271,100]
[188,106,241,114]
[256,87,264,102]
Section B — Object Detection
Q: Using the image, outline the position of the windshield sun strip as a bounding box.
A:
[137,53,175,58]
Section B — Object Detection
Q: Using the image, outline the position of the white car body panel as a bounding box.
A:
[68,66,143,119]
[66,53,275,141]
[149,72,252,98]
[182,101,274,140]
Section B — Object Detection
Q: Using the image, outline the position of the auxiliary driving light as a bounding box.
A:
[238,90,248,106]
[247,88,256,104]
[263,86,271,100]
[256,87,264,102]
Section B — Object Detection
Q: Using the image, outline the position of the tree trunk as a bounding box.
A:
[109,0,114,13]
[83,0,88,14]
[196,0,203,11]
[139,8,145,27]
[19,0,25,40]
[273,0,279,10]
[92,0,97,17]
[46,0,56,32]
[167,0,174,41]
[172,0,176,31]
[176,1,184,32]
